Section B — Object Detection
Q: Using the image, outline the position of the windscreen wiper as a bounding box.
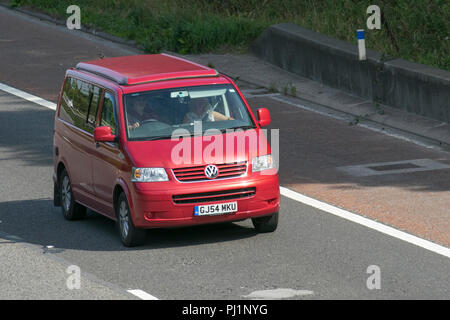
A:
[227,125,257,131]
[214,126,256,134]
[142,135,177,141]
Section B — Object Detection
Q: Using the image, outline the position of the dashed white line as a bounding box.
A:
[243,288,314,300]
[280,187,450,258]
[127,289,159,300]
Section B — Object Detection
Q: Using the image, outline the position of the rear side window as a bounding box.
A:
[59,77,77,125]
[59,76,101,133]
[87,85,101,129]
[100,92,117,136]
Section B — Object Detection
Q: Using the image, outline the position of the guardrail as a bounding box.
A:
[251,23,450,124]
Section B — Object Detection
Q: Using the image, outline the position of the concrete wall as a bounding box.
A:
[251,23,450,123]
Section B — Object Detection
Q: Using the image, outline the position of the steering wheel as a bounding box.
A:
[139,119,158,125]
[132,119,158,131]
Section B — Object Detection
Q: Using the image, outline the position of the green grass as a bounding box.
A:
[9,0,450,70]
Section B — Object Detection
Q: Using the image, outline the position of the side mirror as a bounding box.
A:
[257,108,271,127]
[94,126,115,142]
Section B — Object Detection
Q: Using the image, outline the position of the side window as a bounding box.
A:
[59,77,76,125]
[86,85,101,132]
[100,92,117,136]
[59,77,102,133]
[71,79,90,130]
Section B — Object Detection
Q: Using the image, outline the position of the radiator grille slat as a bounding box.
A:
[172,161,247,182]
[173,187,256,204]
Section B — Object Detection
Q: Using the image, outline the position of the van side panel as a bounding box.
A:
[55,120,95,196]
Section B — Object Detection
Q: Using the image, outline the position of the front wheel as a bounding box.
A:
[116,192,147,247]
[252,212,278,233]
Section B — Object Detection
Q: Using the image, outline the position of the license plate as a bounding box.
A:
[194,202,237,216]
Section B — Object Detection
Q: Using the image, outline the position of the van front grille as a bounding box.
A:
[172,161,247,182]
[172,187,256,204]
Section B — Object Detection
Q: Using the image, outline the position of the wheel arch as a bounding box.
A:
[113,178,134,218]
[56,161,66,185]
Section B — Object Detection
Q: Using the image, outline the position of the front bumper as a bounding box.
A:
[129,174,280,228]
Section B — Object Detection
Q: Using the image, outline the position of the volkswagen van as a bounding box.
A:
[53,54,279,246]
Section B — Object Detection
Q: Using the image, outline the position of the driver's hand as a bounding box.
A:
[129,121,140,130]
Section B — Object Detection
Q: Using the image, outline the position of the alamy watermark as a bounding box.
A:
[66,265,81,290]
[367,5,381,30]
[366,265,381,290]
[169,123,279,175]
[64,5,381,32]
[66,5,81,30]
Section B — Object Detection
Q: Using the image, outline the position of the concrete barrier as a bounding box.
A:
[251,23,450,123]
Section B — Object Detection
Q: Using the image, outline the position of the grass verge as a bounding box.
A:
[7,0,450,70]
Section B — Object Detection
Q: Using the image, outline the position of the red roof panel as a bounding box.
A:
[75,54,218,85]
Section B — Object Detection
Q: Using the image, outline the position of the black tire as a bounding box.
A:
[53,182,61,207]
[116,192,146,247]
[252,212,278,233]
[59,169,86,220]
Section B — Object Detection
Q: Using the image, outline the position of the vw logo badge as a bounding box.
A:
[205,165,219,179]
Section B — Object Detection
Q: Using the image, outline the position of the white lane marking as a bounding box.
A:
[270,95,443,150]
[242,89,281,98]
[2,83,448,259]
[271,95,348,120]
[280,187,450,258]
[243,288,314,300]
[244,93,281,98]
[127,289,159,300]
[0,82,56,110]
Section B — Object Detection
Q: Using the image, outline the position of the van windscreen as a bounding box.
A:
[123,84,256,141]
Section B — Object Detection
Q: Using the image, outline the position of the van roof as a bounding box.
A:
[75,54,219,86]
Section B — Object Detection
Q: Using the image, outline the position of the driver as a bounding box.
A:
[183,97,232,123]
[127,95,158,130]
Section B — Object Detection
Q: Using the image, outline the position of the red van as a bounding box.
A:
[53,54,280,246]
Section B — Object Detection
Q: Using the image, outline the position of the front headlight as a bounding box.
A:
[131,167,168,182]
[252,155,274,172]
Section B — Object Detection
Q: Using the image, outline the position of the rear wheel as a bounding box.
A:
[60,169,86,220]
[53,182,61,207]
[116,192,147,247]
[252,212,278,233]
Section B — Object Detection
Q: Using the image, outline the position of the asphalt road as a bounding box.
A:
[0,91,449,299]
[0,5,449,300]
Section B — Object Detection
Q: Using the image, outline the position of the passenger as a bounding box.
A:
[183,97,232,123]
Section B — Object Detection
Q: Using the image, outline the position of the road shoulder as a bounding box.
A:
[0,232,134,299]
